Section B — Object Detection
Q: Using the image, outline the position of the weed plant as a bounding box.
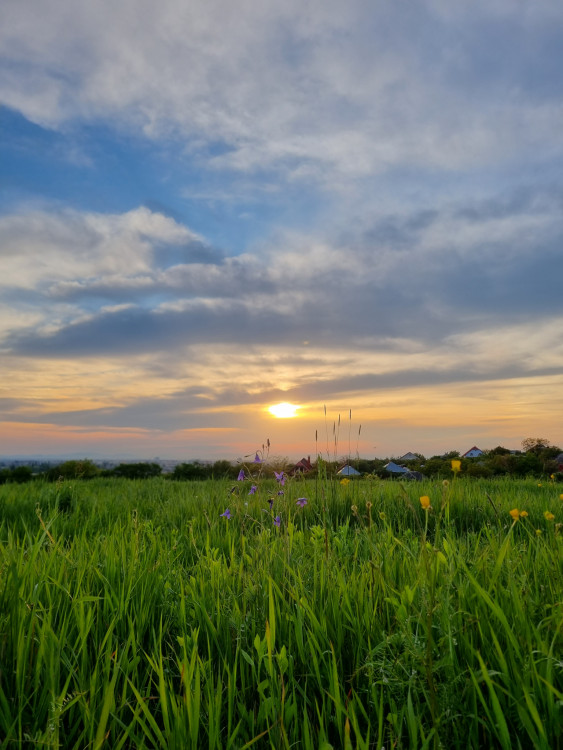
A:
[0,474,561,748]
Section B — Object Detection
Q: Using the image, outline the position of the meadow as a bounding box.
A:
[0,472,561,749]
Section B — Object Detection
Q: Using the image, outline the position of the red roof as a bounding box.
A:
[290,456,313,474]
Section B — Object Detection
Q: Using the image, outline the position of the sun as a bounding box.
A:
[268,402,300,418]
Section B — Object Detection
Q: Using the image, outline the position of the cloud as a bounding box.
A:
[0,206,204,288]
[3,0,563,186]
[3,185,563,362]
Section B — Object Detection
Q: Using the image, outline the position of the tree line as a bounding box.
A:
[1,438,561,484]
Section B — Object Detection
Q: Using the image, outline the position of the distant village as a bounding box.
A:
[1,438,562,483]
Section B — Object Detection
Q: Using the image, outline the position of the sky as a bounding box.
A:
[1,0,563,462]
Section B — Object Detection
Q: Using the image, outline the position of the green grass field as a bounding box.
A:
[0,475,561,748]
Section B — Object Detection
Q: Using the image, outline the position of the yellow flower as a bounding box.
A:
[509,508,520,520]
[379,511,386,520]
[550,474,555,480]
[451,460,461,473]
[536,529,542,536]
[419,495,431,510]
[559,494,563,500]
[520,510,528,517]
[340,478,350,486]
[537,483,542,487]
[544,511,555,521]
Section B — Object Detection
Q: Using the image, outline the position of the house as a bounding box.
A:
[404,470,425,481]
[290,456,313,475]
[384,461,410,474]
[398,452,420,462]
[462,446,484,458]
[337,464,361,477]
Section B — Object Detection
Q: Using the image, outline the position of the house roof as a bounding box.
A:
[462,446,483,457]
[290,456,313,474]
[337,465,361,476]
[384,461,409,473]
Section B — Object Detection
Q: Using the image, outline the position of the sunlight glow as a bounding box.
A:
[268,402,300,418]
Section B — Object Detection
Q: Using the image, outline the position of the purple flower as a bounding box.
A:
[220,508,231,520]
[277,490,284,496]
[274,515,281,527]
[274,471,286,486]
[268,498,274,510]
[249,485,258,495]
[253,452,262,464]
[296,498,308,508]
[237,469,245,481]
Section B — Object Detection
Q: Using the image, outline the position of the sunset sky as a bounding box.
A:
[2,0,563,461]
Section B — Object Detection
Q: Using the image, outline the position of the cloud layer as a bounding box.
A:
[3,0,563,181]
[2,0,563,457]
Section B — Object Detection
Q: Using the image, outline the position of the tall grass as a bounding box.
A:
[0,476,561,748]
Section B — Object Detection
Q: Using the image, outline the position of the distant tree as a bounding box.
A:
[521,438,551,455]
[0,466,33,484]
[506,452,543,476]
[267,456,291,474]
[420,457,450,477]
[112,462,162,479]
[488,445,511,456]
[45,460,99,481]
[211,460,236,478]
[465,462,492,478]
[11,466,34,483]
[354,458,377,474]
[171,462,210,480]
[487,454,511,475]
[442,450,460,459]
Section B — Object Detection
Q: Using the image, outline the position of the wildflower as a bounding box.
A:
[451,460,461,473]
[340,478,350,486]
[273,515,281,527]
[520,510,528,517]
[442,480,450,487]
[351,504,358,515]
[560,494,563,500]
[536,529,542,536]
[220,509,231,520]
[277,490,284,496]
[379,511,386,520]
[550,474,555,480]
[253,453,262,464]
[544,511,555,521]
[366,501,373,510]
[296,498,308,507]
[420,496,431,510]
[268,498,274,510]
[509,508,520,520]
[249,485,257,495]
[274,471,285,486]
[537,483,542,488]
[237,469,245,481]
